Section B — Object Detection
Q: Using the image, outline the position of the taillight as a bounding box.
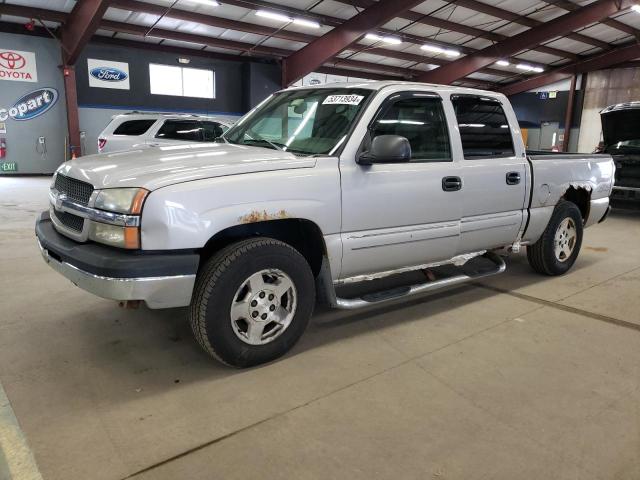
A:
[98,138,107,152]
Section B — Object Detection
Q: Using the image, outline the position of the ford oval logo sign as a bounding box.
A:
[90,67,128,82]
[0,88,58,122]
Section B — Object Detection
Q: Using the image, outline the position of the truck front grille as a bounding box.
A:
[53,209,84,232]
[54,174,94,206]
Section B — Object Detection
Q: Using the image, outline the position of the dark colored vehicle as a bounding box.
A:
[600,102,640,208]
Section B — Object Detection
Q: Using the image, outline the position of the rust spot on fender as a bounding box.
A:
[239,209,289,224]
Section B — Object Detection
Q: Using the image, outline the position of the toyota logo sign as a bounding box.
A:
[0,49,37,82]
[0,52,26,70]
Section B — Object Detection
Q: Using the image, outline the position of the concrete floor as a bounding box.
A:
[1,176,639,480]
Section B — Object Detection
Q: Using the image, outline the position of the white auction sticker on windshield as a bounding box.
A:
[323,94,364,105]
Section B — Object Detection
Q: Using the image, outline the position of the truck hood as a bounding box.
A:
[600,109,640,147]
[56,143,317,191]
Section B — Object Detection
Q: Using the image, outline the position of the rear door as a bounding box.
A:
[450,94,527,254]
[340,91,462,279]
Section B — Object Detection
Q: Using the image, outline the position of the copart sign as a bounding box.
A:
[0,49,38,83]
[0,88,58,121]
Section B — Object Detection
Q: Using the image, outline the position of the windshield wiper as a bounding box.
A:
[244,138,285,151]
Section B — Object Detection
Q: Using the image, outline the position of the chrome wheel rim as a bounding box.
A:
[230,269,297,346]
[554,217,577,262]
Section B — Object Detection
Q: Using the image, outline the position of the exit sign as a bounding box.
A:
[0,162,17,172]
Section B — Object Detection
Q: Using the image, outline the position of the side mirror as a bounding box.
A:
[358,135,411,165]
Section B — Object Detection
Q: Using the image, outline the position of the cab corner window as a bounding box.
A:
[452,95,515,158]
[371,96,451,162]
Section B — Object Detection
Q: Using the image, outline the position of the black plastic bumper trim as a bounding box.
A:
[35,211,200,279]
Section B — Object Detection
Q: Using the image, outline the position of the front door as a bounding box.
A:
[450,95,527,254]
[339,92,462,280]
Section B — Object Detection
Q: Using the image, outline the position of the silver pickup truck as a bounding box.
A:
[36,81,614,367]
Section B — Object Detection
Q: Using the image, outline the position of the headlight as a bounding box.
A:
[94,188,148,214]
[89,222,140,249]
[90,188,148,249]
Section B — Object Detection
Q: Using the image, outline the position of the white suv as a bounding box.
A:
[97,112,235,153]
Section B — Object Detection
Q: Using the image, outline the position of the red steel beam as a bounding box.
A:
[113,0,514,77]
[498,41,640,96]
[4,1,513,81]
[541,0,640,40]
[59,0,111,65]
[334,0,578,61]
[61,65,81,156]
[452,0,611,51]
[282,0,424,86]
[417,0,636,85]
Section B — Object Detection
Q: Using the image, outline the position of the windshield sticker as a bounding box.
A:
[323,94,364,106]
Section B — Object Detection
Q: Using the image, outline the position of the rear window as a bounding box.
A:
[156,120,202,142]
[113,119,156,136]
[451,95,514,158]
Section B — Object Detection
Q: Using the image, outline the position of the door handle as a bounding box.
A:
[442,176,462,192]
[506,171,521,185]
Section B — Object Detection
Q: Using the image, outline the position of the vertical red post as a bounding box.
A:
[563,74,577,152]
[62,64,81,158]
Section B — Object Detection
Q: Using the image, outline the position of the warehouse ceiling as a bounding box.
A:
[0,0,639,93]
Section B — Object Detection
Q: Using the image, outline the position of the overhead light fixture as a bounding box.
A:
[255,10,321,28]
[496,60,510,66]
[256,10,292,22]
[177,57,191,64]
[632,4,640,12]
[365,33,402,45]
[189,0,221,5]
[421,44,460,57]
[292,18,320,28]
[516,63,544,73]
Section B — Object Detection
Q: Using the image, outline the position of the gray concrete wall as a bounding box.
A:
[0,32,68,174]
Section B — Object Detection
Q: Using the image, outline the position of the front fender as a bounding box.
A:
[140,161,341,251]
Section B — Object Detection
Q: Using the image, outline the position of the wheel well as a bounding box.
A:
[200,219,327,277]
[561,186,591,221]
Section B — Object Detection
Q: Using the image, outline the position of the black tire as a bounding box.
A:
[189,237,315,368]
[527,200,583,276]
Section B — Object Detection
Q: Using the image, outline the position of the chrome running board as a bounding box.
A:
[318,252,506,311]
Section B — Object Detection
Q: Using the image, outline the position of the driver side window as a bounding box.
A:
[371,96,451,162]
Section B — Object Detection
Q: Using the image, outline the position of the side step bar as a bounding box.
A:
[320,252,506,310]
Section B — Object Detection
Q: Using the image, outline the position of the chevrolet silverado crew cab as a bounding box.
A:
[36,82,614,367]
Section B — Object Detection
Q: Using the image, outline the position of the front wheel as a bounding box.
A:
[189,238,315,367]
[527,200,584,276]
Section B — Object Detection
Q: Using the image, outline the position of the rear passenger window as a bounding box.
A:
[156,120,202,141]
[451,95,515,158]
[113,120,156,136]
[371,96,451,162]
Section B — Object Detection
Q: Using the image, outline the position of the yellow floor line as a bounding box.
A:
[0,382,43,480]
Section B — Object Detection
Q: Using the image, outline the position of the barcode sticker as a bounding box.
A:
[322,94,364,105]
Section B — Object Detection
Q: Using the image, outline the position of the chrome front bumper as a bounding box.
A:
[37,239,195,309]
[35,212,198,309]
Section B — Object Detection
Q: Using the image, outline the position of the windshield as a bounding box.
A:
[223,88,373,156]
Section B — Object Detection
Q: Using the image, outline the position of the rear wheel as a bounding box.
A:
[527,200,583,276]
[189,237,315,367]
